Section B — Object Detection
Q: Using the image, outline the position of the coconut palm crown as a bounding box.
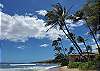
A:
[45,3,84,56]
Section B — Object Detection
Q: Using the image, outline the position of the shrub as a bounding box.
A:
[61,59,69,66]
[68,61,96,70]
[96,55,100,70]
[78,61,96,70]
[96,54,100,61]
[68,62,81,68]
[61,61,69,66]
[78,62,89,70]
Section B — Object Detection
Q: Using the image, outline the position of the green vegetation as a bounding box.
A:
[96,54,100,61]
[96,54,100,70]
[61,60,69,66]
[68,62,81,68]
[78,61,96,70]
[67,61,96,70]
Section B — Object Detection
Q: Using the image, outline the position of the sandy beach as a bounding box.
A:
[47,66,96,71]
[47,66,79,71]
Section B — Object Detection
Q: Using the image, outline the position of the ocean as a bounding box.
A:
[0,63,58,71]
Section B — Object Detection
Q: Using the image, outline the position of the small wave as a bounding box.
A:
[10,64,36,66]
[0,66,57,71]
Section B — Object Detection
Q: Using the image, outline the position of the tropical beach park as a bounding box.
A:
[0,0,100,71]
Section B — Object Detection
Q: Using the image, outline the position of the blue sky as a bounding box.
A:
[1,0,86,15]
[0,0,99,63]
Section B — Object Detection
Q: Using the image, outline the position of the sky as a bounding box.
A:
[0,0,99,63]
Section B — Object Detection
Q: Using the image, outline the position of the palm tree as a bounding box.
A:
[73,1,100,54]
[52,40,61,54]
[77,36,87,52]
[45,3,83,56]
[86,45,92,60]
[76,36,93,60]
[86,45,92,53]
[52,38,66,63]
[68,46,75,54]
[54,53,65,63]
[57,38,66,55]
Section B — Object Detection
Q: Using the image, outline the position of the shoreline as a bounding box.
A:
[46,66,96,71]
[46,66,79,71]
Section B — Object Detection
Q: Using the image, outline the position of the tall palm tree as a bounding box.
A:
[73,1,100,54]
[45,3,83,56]
[52,40,61,54]
[57,38,66,55]
[76,36,92,60]
[52,38,65,63]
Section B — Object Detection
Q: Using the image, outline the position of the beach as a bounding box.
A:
[47,66,97,71]
[47,66,79,71]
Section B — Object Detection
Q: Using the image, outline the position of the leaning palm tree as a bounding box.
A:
[45,3,83,56]
[76,36,91,60]
[73,1,100,54]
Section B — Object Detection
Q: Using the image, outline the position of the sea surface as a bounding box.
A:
[0,63,58,71]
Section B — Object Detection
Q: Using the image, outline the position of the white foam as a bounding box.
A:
[0,66,57,71]
[10,64,36,66]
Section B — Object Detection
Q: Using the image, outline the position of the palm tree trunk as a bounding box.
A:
[61,26,88,62]
[87,24,100,54]
[60,40,66,56]
[63,22,89,61]
[83,41,87,52]
[58,22,82,55]
[83,41,89,61]
[64,23,83,54]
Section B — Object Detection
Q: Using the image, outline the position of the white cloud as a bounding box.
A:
[65,19,84,30]
[70,42,84,46]
[40,44,49,47]
[25,13,33,16]
[0,3,4,8]
[70,43,73,46]
[91,44,100,53]
[78,43,84,45]
[92,39,95,43]
[96,34,100,40]
[0,12,66,42]
[17,46,24,49]
[36,10,47,16]
[92,44,99,49]
[65,19,73,24]
[0,10,86,42]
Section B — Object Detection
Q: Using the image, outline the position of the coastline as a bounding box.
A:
[46,66,79,71]
[46,66,96,71]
